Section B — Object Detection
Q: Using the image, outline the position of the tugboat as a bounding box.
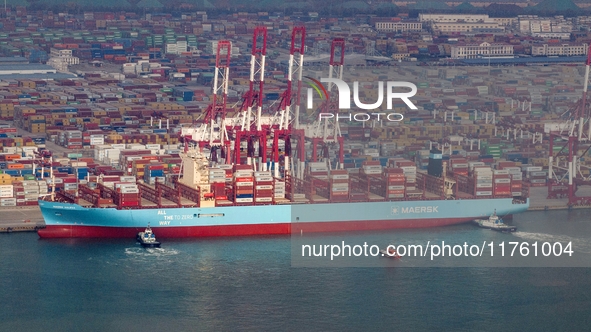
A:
[380,245,401,259]
[137,224,161,248]
[474,211,517,233]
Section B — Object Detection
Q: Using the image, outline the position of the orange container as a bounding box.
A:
[7,163,24,169]
[5,154,21,161]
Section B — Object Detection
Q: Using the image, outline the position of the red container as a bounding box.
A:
[120,201,139,207]
[235,189,253,195]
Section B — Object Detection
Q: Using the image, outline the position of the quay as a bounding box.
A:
[527,187,591,211]
[0,207,44,233]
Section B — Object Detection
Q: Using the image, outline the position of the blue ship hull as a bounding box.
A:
[38,198,530,238]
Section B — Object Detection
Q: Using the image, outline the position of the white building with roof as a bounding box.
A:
[451,42,514,59]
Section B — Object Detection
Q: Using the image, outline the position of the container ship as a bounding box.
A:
[37,149,530,238]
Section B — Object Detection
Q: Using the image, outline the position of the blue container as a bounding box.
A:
[35,171,50,178]
[173,88,194,102]
[4,170,20,176]
[153,129,167,134]
[113,38,133,48]
[0,162,6,169]
[265,92,280,101]
[21,169,33,175]
[236,194,253,199]
[57,167,73,174]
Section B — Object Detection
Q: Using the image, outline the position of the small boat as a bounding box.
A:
[380,245,401,259]
[474,211,517,232]
[137,225,161,248]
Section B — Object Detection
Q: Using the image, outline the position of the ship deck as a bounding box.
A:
[73,190,470,208]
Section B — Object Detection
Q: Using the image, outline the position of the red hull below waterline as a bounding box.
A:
[37,217,473,238]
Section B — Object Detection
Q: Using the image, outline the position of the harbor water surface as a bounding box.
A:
[1,210,591,331]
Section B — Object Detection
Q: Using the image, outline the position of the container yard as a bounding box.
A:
[0,9,591,235]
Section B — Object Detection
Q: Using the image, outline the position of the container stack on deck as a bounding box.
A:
[329,169,349,202]
[209,168,226,200]
[497,162,523,197]
[274,179,285,200]
[254,171,274,204]
[234,165,254,204]
[383,168,405,200]
[493,170,512,198]
[116,182,140,207]
[473,166,493,198]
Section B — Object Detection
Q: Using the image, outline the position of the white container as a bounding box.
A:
[235,198,253,203]
[493,170,509,175]
[331,186,349,192]
[120,176,136,182]
[330,174,349,180]
[234,172,253,177]
[236,181,254,187]
[388,185,405,190]
[256,185,273,190]
[331,182,349,189]
[121,188,140,194]
[255,176,273,182]
[254,171,272,177]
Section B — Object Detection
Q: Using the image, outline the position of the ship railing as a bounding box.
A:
[56,190,78,204]
[349,175,369,202]
[367,174,386,200]
[156,181,182,208]
[417,172,445,199]
[285,173,307,201]
[138,182,161,207]
[174,181,201,207]
[309,177,330,202]
[97,183,117,201]
[78,184,101,207]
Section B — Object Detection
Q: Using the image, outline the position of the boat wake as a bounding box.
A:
[124,247,179,257]
[513,231,591,254]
